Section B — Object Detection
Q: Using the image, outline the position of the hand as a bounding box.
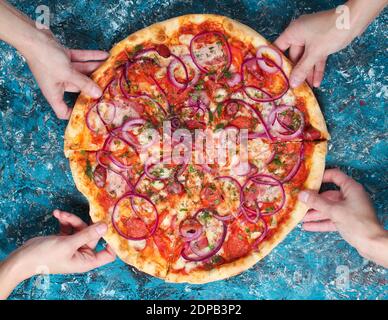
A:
[274,9,354,88]
[275,0,387,88]
[7,210,115,280]
[23,30,108,119]
[299,169,388,267]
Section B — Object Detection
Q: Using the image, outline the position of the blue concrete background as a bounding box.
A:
[0,0,387,300]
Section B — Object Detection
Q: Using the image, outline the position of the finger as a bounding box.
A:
[69,49,109,62]
[82,248,116,272]
[53,210,88,231]
[319,190,343,202]
[302,220,337,232]
[64,82,80,93]
[303,210,331,222]
[54,210,101,249]
[274,31,292,52]
[306,69,314,87]
[44,89,72,120]
[72,61,104,75]
[322,168,361,197]
[313,58,327,87]
[71,70,102,98]
[289,51,319,88]
[298,190,335,214]
[68,223,107,249]
[53,210,74,235]
[289,45,304,64]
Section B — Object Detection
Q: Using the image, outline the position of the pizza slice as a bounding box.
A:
[166,140,326,283]
[67,150,172,278]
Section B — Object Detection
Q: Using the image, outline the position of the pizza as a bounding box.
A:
[64,14,329,283]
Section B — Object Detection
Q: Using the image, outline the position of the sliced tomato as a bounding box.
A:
[229,116,256,130]
[224,229,250,260]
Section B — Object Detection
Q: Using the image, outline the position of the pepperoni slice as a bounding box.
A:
[156,44,171,58]
[93,165,107,188]
[224,230,250,260]
[124,217,149,239]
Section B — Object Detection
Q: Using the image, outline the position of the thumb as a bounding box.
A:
[68,222,108,249]
[289,51,318,88]
[298,190,334,214]
[71,70,102,99]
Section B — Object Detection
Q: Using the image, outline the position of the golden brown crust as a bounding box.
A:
[165,141,327,284]
[64,14,329,283]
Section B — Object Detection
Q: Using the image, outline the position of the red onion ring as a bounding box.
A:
[181,54,200,87]
[242,174,286,216]
[181,209,227,262]
[96,101,116,125]
[103,136,138,170]
[212,176,242,221]
[241,206,260,224]
[241,57,290,102]
[256,45,283,74]
[120,118,150,148]
[224,99,272,140]
[281,143,304,183]
[189,31,232,76]
[167,54,189,91]
[226,72,242,87]
[268,105,305,140]
[179,218,203,241]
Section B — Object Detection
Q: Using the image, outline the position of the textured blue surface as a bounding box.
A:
[0,0,387,300]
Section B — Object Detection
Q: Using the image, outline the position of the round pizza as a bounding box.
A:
[64,14,329,283]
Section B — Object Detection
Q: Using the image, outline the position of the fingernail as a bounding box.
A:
[298,191,310,203]
[91,86,102,98]
[96,223,107,236]
[290,78,300,88]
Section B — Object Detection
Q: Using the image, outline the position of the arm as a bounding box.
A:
[0,210,116,300]
[299,169,388,268]
[0,1,108,119]
[275,0,387,88]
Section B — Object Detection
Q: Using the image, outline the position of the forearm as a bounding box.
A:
[357,230,388,268]
[345,0,387,37]
[0,257,26,300]
[0,1,42,55]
